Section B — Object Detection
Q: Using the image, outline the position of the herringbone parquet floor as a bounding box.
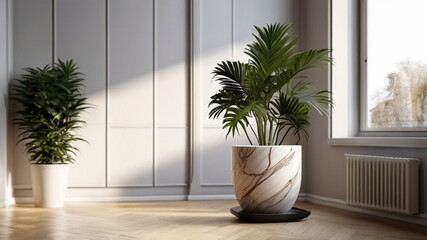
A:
[0,200,426,240]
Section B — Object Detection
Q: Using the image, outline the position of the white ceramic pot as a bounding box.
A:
[231,145,302,213]
[31,164,69,208]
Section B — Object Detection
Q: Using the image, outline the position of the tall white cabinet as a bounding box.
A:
[108,0,155,187]
[57,0,107,187]
[11,0,298,200]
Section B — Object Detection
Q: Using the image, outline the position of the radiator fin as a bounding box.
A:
[345,154,419,215]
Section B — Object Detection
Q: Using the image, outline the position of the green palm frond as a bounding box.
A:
[289,80,333,116]
[284,49,331,78]
[209,61,251,120]
[223,101,266,145]
[208,22,333,145]
[271,92,310,144]
[245,23,296,78]
[208,89,245,119]
[223,101,265,137]
[212,61,247,94]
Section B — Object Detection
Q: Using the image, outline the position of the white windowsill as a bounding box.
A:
[328,137,427,148]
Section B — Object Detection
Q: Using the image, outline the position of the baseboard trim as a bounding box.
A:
[187,194,236,200]
[68,195,189,202]
[298,193,427,226]
[14,194,237,203]
[15,195,188,204]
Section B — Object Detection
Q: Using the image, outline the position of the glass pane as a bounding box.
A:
[367,0,427,129]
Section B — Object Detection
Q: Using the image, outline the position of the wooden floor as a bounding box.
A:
[1,200,426,240]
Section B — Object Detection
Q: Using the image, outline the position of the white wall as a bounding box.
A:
[0,0,13,207]
[300,0,427,215]
[0,0,7,206]
[11,0,299,201]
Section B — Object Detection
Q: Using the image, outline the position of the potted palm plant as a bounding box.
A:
[208,23,332,215]
[12,59,89,208]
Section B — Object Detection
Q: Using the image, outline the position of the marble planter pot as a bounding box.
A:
[231,145,302,214]
[31,164,69,208]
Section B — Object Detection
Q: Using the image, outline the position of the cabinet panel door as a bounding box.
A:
[200,0,233,127]
[155,128,188,186]
[199,0,235,186]
[107,0,155,187]
[12,0,53,187]
[153,0,189,186]
[69,125,106,187]
[57,0,106,186]
[156,0,188,126]
[108,128,153,187]
[109,0,153,126]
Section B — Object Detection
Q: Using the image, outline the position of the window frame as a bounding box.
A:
[328,0,427,147]
[359,0,427,134]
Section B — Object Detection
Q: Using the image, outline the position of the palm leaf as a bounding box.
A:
[223,101,265,138]
[289,80,333,116]
[271,92,310,144]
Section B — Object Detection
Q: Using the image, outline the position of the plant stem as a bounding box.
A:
[279,127,292,145]
[249,123,259,145]
[255,114,264,145]
[273,124,282,145]
[268,117,274,145]
[242,125,253,145]
[296,134,301,145]
[263,115,267,145]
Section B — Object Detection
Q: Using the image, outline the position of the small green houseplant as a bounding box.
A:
[12,59,89,208]
[208,23,333,215]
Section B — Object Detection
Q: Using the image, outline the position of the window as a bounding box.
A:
[330,0,427,147]
[361,0,427,131]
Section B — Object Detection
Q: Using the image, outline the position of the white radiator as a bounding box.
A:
[345,154,419,214]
